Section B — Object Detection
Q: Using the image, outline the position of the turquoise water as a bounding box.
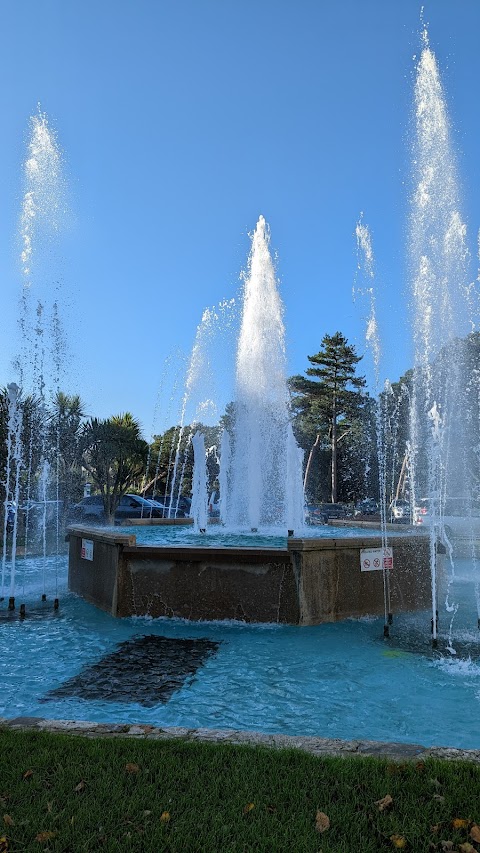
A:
[1,533,479,750]
[122,522,420,548]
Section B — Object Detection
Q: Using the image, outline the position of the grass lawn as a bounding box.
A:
[1,728,480,851]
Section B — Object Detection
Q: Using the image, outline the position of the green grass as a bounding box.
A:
[1,728,480,851]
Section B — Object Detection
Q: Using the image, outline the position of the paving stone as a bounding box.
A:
[2,716,480,763]
[7,716,44,728]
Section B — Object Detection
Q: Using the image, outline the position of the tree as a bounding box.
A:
[47,392,86,516]
[146,423,221,502]
[290,332,366,503]
[80,413,149,524]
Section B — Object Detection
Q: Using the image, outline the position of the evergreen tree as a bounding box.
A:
[146,423,221,502]
[290,332,366,503]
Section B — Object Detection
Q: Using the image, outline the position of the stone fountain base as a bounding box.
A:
[67,527,436,625]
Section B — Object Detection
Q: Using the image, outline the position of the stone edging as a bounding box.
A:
[1,717,479,763]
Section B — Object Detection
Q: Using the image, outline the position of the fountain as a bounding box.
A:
[3,23,480,754]
[67,214,431,625]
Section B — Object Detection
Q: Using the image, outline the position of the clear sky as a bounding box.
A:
[1,0,479,437]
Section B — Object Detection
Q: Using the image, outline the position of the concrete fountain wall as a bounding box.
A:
[67,527,437,625]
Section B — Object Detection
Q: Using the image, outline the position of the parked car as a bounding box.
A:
[354,498,379,517]
[413,497,480,540]
[305,504,327,525]
[156,495,191,518]
[389,499,411,523]
[317,503,348,523]
[69,494,166,525]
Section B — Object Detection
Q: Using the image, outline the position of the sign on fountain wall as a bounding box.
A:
[81,539,94,561]
[360,547,393,572]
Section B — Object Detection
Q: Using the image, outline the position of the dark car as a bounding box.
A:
[317,503,348,522]
[69,494,166,525]
[305,504,327,525]
[151,494,191,518]
[354,498,379,517]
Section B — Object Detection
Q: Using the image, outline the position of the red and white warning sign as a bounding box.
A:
[81,538,94,561]
[360,547,393,572]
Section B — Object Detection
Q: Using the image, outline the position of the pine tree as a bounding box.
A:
[290,332,366,502]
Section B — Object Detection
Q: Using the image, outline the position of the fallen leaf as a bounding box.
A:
[375,794,394,812]
[440,842,454,851]
[459,844,476,853]
[315,811,330,833]
[431,825,440,833]
[243,803,255,814]
[125,763,140,774]
[73,781,86,794]
[452,818,469,830]
[35,831,57,842]
[416,761,426,772]
[0,837,8,852]
[2,818,13,829]
[390,835,407,849]
[160,812,170,823]
[143,811,152,817]
[22,770,33,781]
[470,825,480,843]
[433,794,445,803]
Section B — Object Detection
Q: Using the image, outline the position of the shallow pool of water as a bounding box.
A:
[119,522,419,549]
[1,544,478,750]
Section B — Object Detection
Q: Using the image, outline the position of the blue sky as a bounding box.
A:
[1,0,479,437]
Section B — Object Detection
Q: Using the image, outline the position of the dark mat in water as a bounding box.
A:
[43,634,220,707]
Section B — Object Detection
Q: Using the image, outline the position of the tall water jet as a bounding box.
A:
[409,26,471,644]
[191,431,208,532]
[168,301,234,518]
[355,217,392,630]
[1,384,23,602]
[223,216,304,530]
[16,109,68,574]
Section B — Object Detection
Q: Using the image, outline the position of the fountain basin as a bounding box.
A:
[67,527,435,624]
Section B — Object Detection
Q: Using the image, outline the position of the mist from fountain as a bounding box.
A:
[1,109,68,602]
[219,215,304,531]
[409,25,472,645]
